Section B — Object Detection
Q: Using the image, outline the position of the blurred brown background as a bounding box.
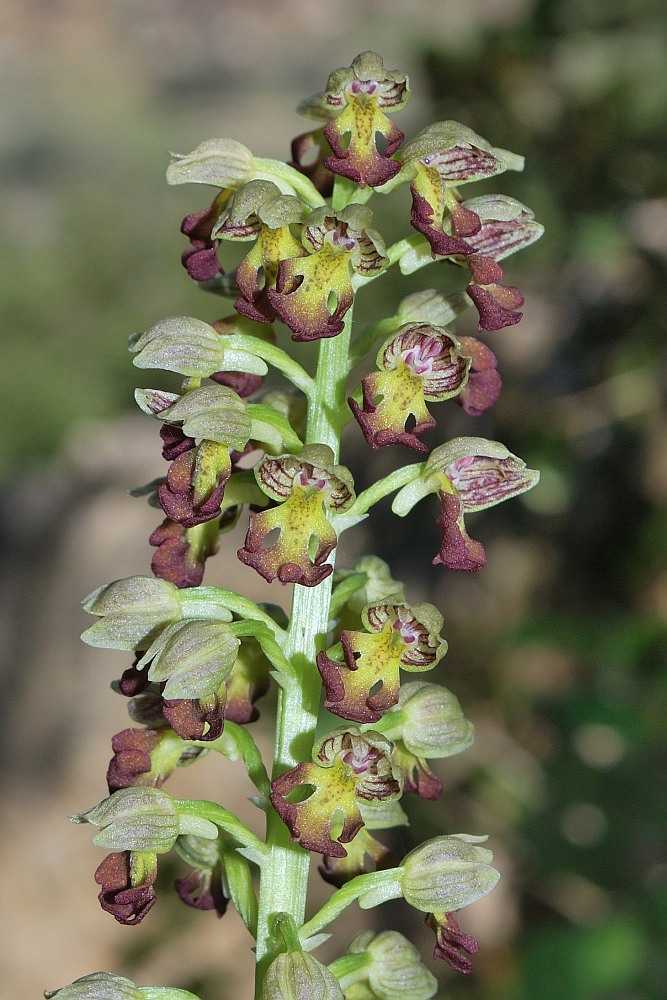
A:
[1,1,666,998]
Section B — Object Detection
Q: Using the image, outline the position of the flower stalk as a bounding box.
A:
[55,51,542,1000]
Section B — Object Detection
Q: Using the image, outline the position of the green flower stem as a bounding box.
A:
[254,251,355,984]
[217,334,315,398]
[299,869,403,944]
[339,463,424,525]
[195,722,271,801]
[385,233,429,267]
[180,588,286,638]
[327,953,369,984]
[175,799,267,860]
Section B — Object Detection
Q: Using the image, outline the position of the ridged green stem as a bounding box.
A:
[253,302,355,989]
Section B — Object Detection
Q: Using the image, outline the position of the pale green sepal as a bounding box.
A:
[252,157,327,208]
[141,620,240,700]
[356,869,404,909]
[236,845,268,867]
[400,834,500,912]
[44,972,139,1000]
[493,147,525,171]
[140,991,201,1000]
[397,237,435,275]
[352,930,438,1000]
[390,475,429,517]
[301,934,332,953]
[247,403,303,453]
[81,576,182,650]
[71,787,180,854]
[130,317,227,377]
[397,288,470,327]
[385,681,475,759]
[261,951,344,1000]
[81,616,169,652]
[82,576,180,617]
[166,138,255,188]
[160,385,252,449]
[176,813,219,841]
[214,348,268,376]
[134,388,179,416]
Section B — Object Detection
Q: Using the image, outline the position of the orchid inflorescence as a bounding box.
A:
[52,52,542,1000]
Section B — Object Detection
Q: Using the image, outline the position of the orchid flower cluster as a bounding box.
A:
[51,53,542,1000]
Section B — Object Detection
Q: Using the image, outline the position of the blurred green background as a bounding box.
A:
[2,1,666,998]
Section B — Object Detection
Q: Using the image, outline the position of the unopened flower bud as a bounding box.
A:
[44,973,201,1000]
[82,577,183,651]
[44,973,138,1000]
[384,681,474,759]
[346,930,437,1000]
[140,620,240,700]
[401,835,499,913]
[69,787,217,853]
[261,951,344,1000]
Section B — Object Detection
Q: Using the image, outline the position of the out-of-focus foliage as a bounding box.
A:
[404,2,667,998]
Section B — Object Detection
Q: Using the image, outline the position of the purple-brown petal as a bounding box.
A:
[174,867,229,918]
[455,337,501,417]
[94,851,157,925]
[106,728,160,792]
[434,492,486,572]
[426,911,479,974]
[162,693,225,742]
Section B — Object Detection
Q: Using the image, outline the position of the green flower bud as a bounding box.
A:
[44,973,202,1000]
[400,835,499,913]
[130,315,267,379]
[81,576,183,650]
[347,930,437,1000]
[166,137,255,189]
[69,787,217,853]
[261,952,344,1000]
[139,620,240,700]
[383,681,474,759]
[44,973,138,1000]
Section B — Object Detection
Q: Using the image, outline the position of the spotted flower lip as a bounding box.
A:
[267,205,387,342]
[213,180,306,323]
[350,323,471,451]
[238,446,355,587]
[299,52,409,188]
[392,437,539,571]
[398,122,524,261]
[317,599,446,724]
[270,728,401,857]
